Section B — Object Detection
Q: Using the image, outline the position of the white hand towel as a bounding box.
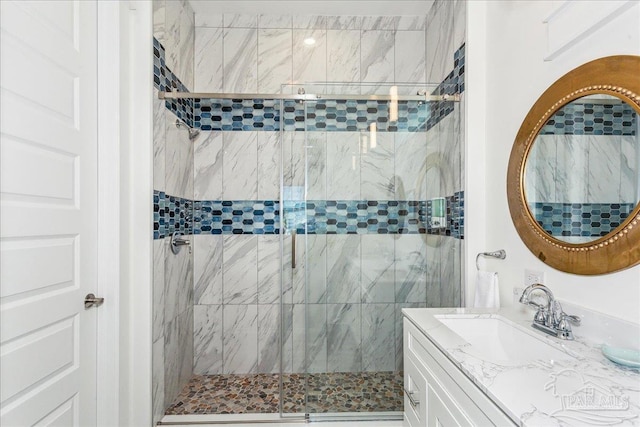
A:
[474,270,500,308]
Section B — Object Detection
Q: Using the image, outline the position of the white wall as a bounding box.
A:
[470,1,640,323]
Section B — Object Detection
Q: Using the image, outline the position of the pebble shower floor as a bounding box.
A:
[165,371,404,415]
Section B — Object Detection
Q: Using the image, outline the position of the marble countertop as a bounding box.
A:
[402,307,640,426]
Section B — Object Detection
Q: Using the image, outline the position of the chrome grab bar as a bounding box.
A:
[403,388,420,408]
[291,230,296,269]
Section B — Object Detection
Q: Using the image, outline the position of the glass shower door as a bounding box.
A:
[280,83,463,419]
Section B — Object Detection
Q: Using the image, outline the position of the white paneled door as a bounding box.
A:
[0,1,99,426]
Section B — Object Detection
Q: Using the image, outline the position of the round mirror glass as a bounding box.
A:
[523,94,639,244]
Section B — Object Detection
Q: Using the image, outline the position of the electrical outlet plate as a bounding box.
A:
[524,269,544,286]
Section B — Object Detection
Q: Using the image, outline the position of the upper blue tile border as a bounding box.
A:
[153,37,465,133]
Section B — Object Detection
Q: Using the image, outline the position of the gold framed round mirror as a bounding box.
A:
[507,55,640,275]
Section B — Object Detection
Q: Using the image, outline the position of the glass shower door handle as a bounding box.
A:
[291,229,296,269]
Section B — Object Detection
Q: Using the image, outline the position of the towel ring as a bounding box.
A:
[476,250,507,270]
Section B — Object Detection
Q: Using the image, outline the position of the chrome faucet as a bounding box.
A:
[519,284,581,340]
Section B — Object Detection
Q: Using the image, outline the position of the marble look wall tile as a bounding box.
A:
[395,132,427,200]
[292,29,327,84]
[153,0,165,43]
[394,302,425,371]
[307,132,327,200]
[327,303,361,372]
[397,16,426,31]
[223,28,258,92]
[361,30,394,84]
[426,235,443,308]
[193,304,223,374]
[439,236,460,307]
[453,0,466,51]
[194,234,223,304]
[362,303,395,371]
[327,132,360,199]
[426,0,454,84]
[257,132,281,200]
[307,304,329,373]
[259,14,293,29]
[153,239,165,343]
[620,136,638,202]
[281,303,294,373]
[194,27,224,92]
[362,16,398,31]
[164,0,182,76]
[258,29,293,93]
[194,131,223,200]
[292,16,327,29]
[165,108,194,200]
[258,235,281,304]
[222,131,258,200]
[555,135,589,203]
[438,109,462,196]
[153,90,166,191]
[164,308,193,407]
[223,235,258,304]
[291,304,305,373]
[395,234,427,303]
[395,31,426,83]
[224,14,258,28]
[283,131,305,191]
[307,234,328,304]
[588,136,620,202]
[327,30,360,83]
[178,3,195,89]
[327,16,362,30]
[258,304,280,373]
[361,132,395,199]
[525,135,557,203]
[361,235,395,303]
[327,235,361,304]
[163,0,194,87]
[152,336,165,426]
[223,304,258,374]
[164,237,193,324]
[195,13,223,28]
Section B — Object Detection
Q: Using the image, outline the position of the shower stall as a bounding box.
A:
[152,2,467,423]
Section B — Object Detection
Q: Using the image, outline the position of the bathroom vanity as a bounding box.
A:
[403,307,640,427]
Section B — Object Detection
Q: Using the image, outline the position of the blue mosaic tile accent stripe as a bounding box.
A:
[540,102,636,136]
[193,200,280,234]
[531,202,634,237]
[283,200,426,234]
[194,99,282,131]
[195,99,434,132]
[193,44,465,133]
[153,37,194,127]
[156,194,465,238]
[153,190,193,239]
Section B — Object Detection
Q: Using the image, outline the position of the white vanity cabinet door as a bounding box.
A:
[404,357,428,427]
[427,383,472,427]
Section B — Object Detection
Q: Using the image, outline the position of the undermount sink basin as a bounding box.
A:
[434,315,575,363]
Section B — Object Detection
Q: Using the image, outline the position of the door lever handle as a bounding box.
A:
[84,293,105,309]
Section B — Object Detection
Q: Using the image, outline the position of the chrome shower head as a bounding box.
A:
[175,119,200,141]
